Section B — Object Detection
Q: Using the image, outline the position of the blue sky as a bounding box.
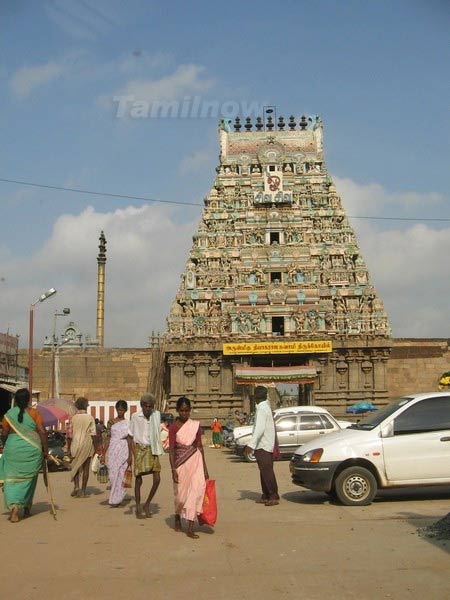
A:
[1,0,449,347]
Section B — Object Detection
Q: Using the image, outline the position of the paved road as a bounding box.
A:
[1,447,449,599]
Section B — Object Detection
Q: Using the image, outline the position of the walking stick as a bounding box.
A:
[42,458,57,520]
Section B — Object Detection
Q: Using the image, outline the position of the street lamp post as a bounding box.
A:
[51,308,70,398]
[28,288,57,400]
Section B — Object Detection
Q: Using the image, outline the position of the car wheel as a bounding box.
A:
[243,449,256,463]
[334,466,377,506]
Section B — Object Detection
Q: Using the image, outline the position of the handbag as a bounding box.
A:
[198,479,217,526]
[91,453,101,473]
[123,466,133,488]
[273,441,281,461]
[97,464,109,484]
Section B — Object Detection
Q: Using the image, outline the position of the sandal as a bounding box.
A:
[70,488,80,497]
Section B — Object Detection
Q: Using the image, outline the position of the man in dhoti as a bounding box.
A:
[128,393,164,519]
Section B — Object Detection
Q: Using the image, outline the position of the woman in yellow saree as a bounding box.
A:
[169,396,209,539]
[0,389,48,522]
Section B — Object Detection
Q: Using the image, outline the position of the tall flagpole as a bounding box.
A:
[96,231,107,347]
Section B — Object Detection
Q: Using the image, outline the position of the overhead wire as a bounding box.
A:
[0,177,449,222]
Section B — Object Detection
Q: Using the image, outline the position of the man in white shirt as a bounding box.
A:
[244,386,280,506]
[128,393,164,518]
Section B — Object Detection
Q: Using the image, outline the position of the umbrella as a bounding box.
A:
[40,397,77,417]
[346,401,378,414]
[36,404,70,427]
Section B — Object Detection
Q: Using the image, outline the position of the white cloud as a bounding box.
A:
[116,52,173,75]
[98,64,215,110]
[10,61,67,98]
[334,176,445,218]
[0,204,197,347]
[118,64,214,101]
[333,176,450,338]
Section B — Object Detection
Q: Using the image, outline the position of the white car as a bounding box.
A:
[234,405,353,462]
[290,391,450,505]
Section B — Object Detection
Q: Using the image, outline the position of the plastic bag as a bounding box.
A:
[198,479,217,526]
[91,453,101,474]
[123,466,133,488]
[97,464,109,484]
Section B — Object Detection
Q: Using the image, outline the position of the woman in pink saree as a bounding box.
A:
[169,396,209,539]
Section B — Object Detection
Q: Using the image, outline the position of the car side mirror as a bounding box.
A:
[380,421,394,438]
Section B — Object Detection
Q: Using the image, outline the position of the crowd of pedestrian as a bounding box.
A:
[0,385,279,534]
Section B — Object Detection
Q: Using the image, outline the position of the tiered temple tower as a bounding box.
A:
[164,114,392,417]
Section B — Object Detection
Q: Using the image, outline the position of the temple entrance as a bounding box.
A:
[298,383,313,405]
[234,360,318,413]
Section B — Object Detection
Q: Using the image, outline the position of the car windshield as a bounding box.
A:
[348,396,414,430]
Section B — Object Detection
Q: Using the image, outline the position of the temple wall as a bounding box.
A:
[387,339,449,397]
[18,348,153,402]
[18,338,449,414]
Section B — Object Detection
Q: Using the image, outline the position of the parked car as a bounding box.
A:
[234,406,353,462]
[290,391,450,506]
[226,414,256,448]
[221,420,238,446]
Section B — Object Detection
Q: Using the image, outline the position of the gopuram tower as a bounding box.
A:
[164,114,392,418]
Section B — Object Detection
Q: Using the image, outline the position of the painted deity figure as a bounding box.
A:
[236,311,250,335]
[307,310,319,333]
[250,309,262,333]
[293,310,305,333]
[219,312,230,335]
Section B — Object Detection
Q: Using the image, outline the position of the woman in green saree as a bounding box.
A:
[0,388,48,522]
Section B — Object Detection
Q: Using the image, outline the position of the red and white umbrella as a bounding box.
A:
[36,404,70,427]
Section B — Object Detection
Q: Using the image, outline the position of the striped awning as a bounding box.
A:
[0,382,39,395]
[234,365,317,384]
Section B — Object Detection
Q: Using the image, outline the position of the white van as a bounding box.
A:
[290,391,450,505]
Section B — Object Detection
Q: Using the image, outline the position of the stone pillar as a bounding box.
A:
[221,358,234,395]
[208,357,221,392]
[167,354,185,397]
[347,352,359,391]
[194,354,209,393]
[373,351,388,392]
[96,231,107,347]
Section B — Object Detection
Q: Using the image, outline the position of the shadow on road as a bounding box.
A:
[374,486,450,503]
[282,490,330,505]
[398,510,450,555]
[236,489,261,502]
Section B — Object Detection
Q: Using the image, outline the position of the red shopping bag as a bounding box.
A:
[123,466,133,488]
[198,479,217,526]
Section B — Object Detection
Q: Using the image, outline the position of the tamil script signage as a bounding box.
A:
[223,340,332,355]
